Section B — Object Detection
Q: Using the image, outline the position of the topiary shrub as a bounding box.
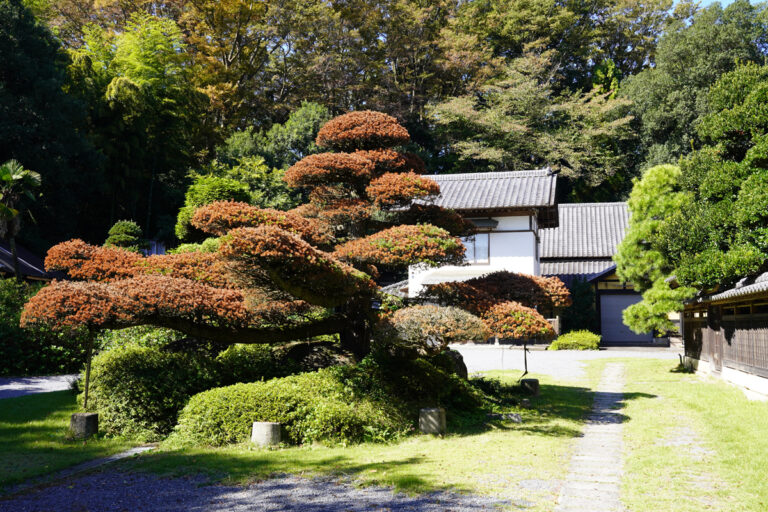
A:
[380,305,490,355]
[173,368,410,446]
[175,175,251,242]
[482,301,555,341]
[104,220,147,253]
[548,330,601,350]
[82,345,220,440]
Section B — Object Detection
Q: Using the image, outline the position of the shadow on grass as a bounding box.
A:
[0,391,130,490]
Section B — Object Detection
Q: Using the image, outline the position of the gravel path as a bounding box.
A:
[0,471,506,511]
[452,345,677,379]
[0,375,78,399]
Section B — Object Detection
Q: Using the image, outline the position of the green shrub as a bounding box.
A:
[548,330,601,350]
[216,344,297,385]
[175,175,251,242]
[173,368,410,446]
[97,326,186,352]
[0,279,91,376]
[104,220,147,252]
[82,345,220,440]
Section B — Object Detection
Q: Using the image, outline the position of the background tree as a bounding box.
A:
[617,63,768,330]
[0,0,102,250]
[66,12,213,240]
[621,0,768,170]
[0,160,41,281]
[430,53,637,201]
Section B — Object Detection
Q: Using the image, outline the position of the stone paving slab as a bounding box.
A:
[555,363,626,512]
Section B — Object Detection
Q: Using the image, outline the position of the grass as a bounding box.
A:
[122,372,594,511]
[587,358,768,512]
[0,391,134,491]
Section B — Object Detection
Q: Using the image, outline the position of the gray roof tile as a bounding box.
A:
[539,203,629,259]
[540,259,616,277]
[427,169,557,211]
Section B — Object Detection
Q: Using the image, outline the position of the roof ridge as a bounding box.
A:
[429,169,551,180]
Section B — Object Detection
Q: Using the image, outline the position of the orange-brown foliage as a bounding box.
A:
[366,172,440,207]
[482,301,554,340]
[334,224,465,267]
[191,201,332,247]
[220,225,376,307]
[45,240,231,288]
[21,276,251,330]
[284,153,374,188]
[316,111,410,151]
[354,149,425,176]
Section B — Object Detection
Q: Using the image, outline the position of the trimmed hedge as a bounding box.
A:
[174,353,486,447]
[548,330,601,350]
[82,345,219,440]
[173,368,410,446]
[82,343,296,440]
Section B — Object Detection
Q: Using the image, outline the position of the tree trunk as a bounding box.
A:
[9,236,22,282]
[338,299,372,361]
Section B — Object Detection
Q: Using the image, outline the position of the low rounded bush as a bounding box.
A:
[173,368,410,446]
[381,305,489,355]
[82,345,219,440]
[548,330,601,350]
[483,301,554,340]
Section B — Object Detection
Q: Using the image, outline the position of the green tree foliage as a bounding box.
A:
[658,63,768,289]
[451,0,672,88]
[560,279,599,333]
[619,64,768,331]
[431,53,637,201]
[219,102,331,169]
[66,12,212,240]
[175,176,250,242]
[621,0,768,169]
[615,165,695,332]
[104,220,147,253]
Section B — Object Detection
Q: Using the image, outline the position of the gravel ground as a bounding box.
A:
[0,471,506,511]
[451,345,679,379]
[0,375,78,399]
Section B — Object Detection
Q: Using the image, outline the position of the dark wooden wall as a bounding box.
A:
[684,299,768,378]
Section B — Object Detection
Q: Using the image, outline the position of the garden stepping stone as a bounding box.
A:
[555,363,626,512]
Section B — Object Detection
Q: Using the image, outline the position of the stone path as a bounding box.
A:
[555,363,626,512]
[0,375,78,399]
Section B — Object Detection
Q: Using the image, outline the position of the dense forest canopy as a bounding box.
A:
[1,0,767,251]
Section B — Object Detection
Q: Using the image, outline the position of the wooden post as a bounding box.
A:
[82,331,95,410]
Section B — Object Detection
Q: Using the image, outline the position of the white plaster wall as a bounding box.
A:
[684,356,768,401]
[408,215,538,297]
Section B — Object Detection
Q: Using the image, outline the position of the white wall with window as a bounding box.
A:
[408,214,539,297]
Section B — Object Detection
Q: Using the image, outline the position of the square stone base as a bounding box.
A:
[70,413,98,439]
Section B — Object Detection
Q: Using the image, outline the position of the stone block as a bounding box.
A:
[419,407,446,435]
[70,413,98,439]
[520,398,532,409]
[521,378,540,396]
[251,422,281,447]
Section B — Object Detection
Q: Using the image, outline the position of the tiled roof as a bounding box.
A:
[380,280,409,298]
[426,169,557,211]
[704,272,768,302]
[540,259,616,278]
[539,202,629,259]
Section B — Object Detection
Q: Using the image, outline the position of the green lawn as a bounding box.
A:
[0,391,134,491]
[123,372,593,511]
[587,358,768,512]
